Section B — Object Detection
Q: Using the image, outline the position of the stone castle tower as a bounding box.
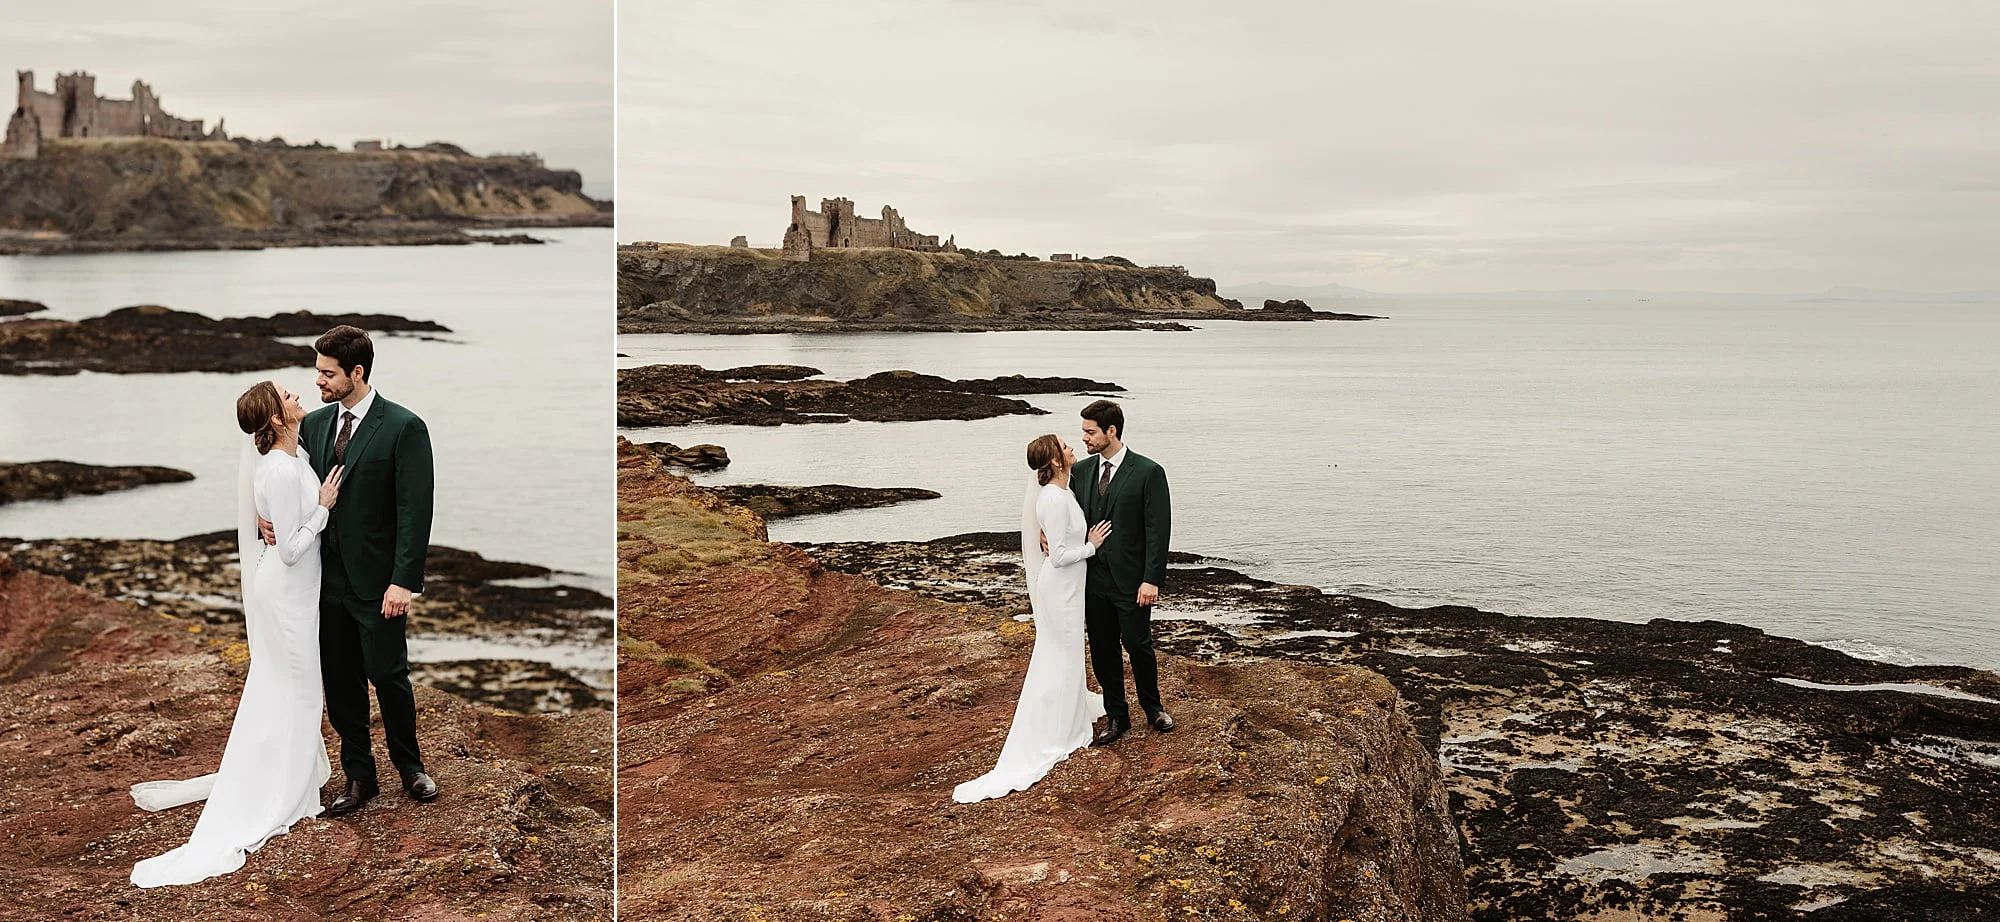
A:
[780,195,957,261]
[4,69,225,159]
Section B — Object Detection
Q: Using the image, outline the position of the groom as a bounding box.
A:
[1074,399,1173,746]
[295,325,438,814]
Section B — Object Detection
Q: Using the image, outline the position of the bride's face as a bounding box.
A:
[1061,442,1076,468]
[273,385,306,429]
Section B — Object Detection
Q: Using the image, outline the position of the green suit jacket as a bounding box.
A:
[1075,449,1171,600]
[303,394,434,600]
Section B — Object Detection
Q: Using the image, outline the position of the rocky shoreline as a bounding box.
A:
[0,460,194,505]
[616,344,2000,917]
[0,304,450,375]
[0,220,599,255]
[620,304,1383,335]
[4,532,613,714]
[0,551,611,920]
[710,483,940,520]
[629,441,732,472]
[798,532,2000,921]
[617,242,1380,334]
[628,441,941,519]
[615,440,1469,921]
[617,364,1124,427]
[0,138,612,256]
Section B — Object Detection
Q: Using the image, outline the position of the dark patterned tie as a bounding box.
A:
[334,411,356,463]
[1098,458,1113,497]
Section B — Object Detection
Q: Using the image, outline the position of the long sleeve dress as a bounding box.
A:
[952,484,1107,803]
[130,446,334,888]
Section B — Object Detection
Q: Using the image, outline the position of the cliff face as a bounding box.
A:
[0,553,612,920]
[615,440,1469,921]
[0,137,608,250]
[618,243,1248,332]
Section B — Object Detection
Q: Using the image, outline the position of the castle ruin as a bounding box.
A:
[780,195,956,261]
[3,70,226,159]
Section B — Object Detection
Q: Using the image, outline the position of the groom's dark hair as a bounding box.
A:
[315,325,374,381]
[1081,399,1124,439]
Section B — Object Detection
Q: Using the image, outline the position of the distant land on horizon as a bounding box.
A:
[1223,281,2000,305]
[616,229,1995,308]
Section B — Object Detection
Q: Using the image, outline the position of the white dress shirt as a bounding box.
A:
[330,388,377,458]
[1096,445,1128,489]
[339,388,378,427]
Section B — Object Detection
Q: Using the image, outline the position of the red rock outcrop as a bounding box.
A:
[615,439,1468,920]
[0,553,611,921]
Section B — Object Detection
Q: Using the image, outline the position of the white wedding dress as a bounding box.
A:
[952,482,1106,803]
[129,443,333,888]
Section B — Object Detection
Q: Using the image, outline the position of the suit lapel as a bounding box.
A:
[340,397,390,468]
[1101,452,1134,518]
[1079,455,1101,521]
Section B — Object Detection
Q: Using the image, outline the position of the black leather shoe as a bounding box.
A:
[403,771,439,803]
[326,778,378,816]
[1147,710,1176,733]
[1090,717,1130,747]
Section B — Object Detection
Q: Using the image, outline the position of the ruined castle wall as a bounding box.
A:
[9,72,217,149]
[796,210,831,247]
[52,73,99,138]
[784,195,955,254]
[95,97,145,137]
[2,109,38,159]
[821,198,857,247]
[849,215,893,247]
[781,223,813,261]
[145,108,207,140]
[24,90,63,140]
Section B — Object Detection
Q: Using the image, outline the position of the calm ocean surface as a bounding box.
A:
[1,228,614,583]
[620,300,2000,672]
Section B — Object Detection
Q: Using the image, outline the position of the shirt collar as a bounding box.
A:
[341,388,378,423]
[1102,445,1128,469]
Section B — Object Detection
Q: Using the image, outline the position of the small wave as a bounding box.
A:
[1772,677,1999,704]
[1895,734,2000,771]
[1265,629,1360,641]
[408,634,614,687]
[1806,637,1930,667]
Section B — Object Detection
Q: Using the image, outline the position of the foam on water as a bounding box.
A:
[1772,677,1999,704]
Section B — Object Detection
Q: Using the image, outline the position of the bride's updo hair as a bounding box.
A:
[1026,434,1066,486]
[236,381,285,455]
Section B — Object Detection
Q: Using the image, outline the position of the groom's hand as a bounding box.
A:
[382,584,413,618]
[257,516,276,546]
[1038,531,1049,556]
[1136,582,1160,607]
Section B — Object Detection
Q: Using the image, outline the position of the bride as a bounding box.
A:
[953,434,1112,803]
[129,381,344,888]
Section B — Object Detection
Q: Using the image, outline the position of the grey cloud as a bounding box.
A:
[620,0,2000,291]
[9,1,610,190]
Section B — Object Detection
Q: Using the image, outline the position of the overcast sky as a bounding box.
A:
[6,0,611,193]
[620,0,2000,293]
